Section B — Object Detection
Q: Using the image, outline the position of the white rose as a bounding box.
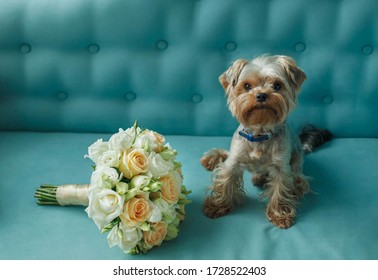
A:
[125,126,141,141]
[148,152,173,179]
[148,201,162,223]
[97,150,120,167]
[109,128,133,152]
[153,198,177,223]
[90,166,120,189]
[133,130,164,152]
[85,188,124,229]
[85,139,109,163]
[133,133,154,151]
[107,223,143,254]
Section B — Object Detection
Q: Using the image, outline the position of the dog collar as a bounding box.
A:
[238,129,272,143]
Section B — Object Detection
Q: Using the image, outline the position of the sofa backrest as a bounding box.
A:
[0,0,377,137]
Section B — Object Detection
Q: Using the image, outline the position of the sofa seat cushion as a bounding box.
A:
[0,131,377,259]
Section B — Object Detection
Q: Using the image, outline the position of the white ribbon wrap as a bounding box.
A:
[56,184,90,206]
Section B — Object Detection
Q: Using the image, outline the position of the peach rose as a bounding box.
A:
[149,130,165,152]
[119,148,148,179]
[120,194,151,226]
[159,172,181,204]
[143,221,168,249]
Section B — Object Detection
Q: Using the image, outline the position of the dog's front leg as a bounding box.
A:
[203,159,245,219]
[265,166,298,229]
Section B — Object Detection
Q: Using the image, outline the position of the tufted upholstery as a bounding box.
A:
[1,0,378,260]
[1,0,378,137]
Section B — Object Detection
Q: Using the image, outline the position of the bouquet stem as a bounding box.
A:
[35,184,90,206]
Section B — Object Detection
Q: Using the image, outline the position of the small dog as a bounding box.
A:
[201,55,331,229]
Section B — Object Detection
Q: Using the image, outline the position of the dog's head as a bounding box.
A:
[219,55,306,128]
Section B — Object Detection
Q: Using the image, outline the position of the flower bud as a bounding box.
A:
[159,148,177,161]
[165,223,179,241]
[125,188,139,201]
[116,182,129,195]
[149,181,162,192]
[130,175,151,190]
[140,222,151,232]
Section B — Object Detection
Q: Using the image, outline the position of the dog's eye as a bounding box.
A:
[273,83,281,91]
[244,83,252,91]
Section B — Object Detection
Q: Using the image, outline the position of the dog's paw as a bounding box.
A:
[203,197,233,218]
[293,176,310,199]
[200,149,228,171]
[266,209,295,229]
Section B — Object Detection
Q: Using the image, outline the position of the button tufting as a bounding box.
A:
[294,42,306,53]
[19,43,32,54]
[362,44,374,55]
[321,95,333,105]
[125,92,137,101]
[87,44,100,54]
[156,40,168,51]
[225,41,237,52]
[56,91,68,101]
[191,94,203,103]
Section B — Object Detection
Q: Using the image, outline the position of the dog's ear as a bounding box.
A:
[219,59,249,94]
[277,56,307,90]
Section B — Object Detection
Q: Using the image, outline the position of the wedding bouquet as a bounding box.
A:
[35,122,191,254]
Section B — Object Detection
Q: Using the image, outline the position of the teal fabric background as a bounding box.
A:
[0,0,377,259]
[0,132,376,259]
[0,0,377,137]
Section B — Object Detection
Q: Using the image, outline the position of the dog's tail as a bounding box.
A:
[299,125,333,155]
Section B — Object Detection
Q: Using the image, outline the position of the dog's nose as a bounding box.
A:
[256,93,268,103]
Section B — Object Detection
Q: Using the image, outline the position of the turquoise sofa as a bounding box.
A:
[1,0,377,260]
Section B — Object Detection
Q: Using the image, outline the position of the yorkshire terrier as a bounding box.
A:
[200,55,332,229]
